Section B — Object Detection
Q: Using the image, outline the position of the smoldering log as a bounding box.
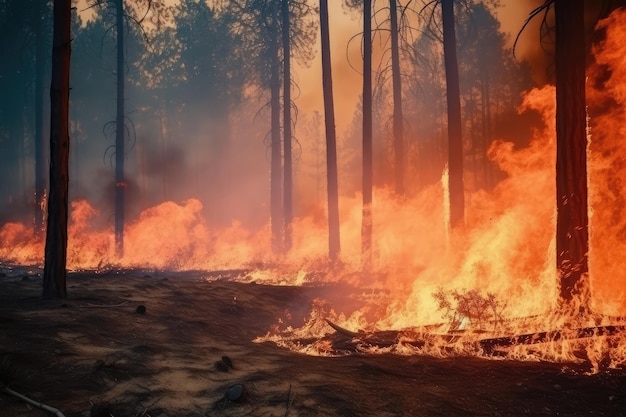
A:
[321,320,626,355]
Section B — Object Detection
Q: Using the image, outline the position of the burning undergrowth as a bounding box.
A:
[256,284,626,375]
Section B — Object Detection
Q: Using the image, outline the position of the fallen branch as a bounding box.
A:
[0,385,66,417]
[324,319,360,337]
[479,324,626,353]
[322,321,626,356]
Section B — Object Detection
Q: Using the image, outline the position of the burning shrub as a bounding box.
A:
[433,288,507,333]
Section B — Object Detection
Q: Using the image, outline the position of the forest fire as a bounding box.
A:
[2,1,626,383]
[6,2,626,416]
[3,71,626,372]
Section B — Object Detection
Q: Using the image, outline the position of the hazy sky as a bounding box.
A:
[296,0,543,134]
[75,0,544,135]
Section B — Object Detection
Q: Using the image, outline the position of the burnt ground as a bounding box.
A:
[0,269,625,417]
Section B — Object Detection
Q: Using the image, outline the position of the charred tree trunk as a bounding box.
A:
[362,0,373,269]
[484,67,493,188]
[43,0,71,299]
[442,0,465,229]
[320,0,340,261]
[34,4,46,237]
[479,65,493,189]
[282,0,293,252]
[555,0,589,305]
[115,0,125,257]
[389,0,404,196]
[270,10,284,254]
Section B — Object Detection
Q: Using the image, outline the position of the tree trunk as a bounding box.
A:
[389,0,404,196]
[282,0,293,252]
[43,0,71,299]
[270,8,283,254]
[34,3,46,237]
[115,0,125,257]
[441,0,464,229]
[361,0,373,269]
[480,66,492,189]
[320,0,340,261]
[554,0,589,304]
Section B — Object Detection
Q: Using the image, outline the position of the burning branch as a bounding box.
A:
[478,324,626,354]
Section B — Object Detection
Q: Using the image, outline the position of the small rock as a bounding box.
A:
[131,345,152,355]
[214,360,229,372]
[90,403,117,417]
[553,384,562,391]
[136,305,146,314]
[226,384,245,402]
[21,275,30,281]
[221,355,234,369]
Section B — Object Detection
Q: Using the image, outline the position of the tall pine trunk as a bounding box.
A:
[441,0,464,229]
[555,0,589,305]
[282,0,293,252]
[479,66,493,189]
[34,3,46,237]
[320,0,340,261]
[389,0,404,196]
[270,8,283,254]
[115,0,125,257]
[43,0,71,299]
[362,0,373,269]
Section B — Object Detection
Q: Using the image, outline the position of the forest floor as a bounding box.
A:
[0,267,625,417]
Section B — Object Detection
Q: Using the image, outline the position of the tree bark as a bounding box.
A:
[554,0,589,304]
[282,0,293,252]
[479,66,493,189]
[389,0,404,196]
[115,0,126,257]
[43,0,71,299]
[361,0,373,269]
[442,0,465,229]
[320,0,340,261]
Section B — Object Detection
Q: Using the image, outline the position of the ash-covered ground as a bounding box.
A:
[1,269,625,417]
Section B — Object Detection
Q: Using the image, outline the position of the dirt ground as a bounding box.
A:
[1,267,625,417]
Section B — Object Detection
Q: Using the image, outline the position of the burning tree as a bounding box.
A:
[519,0,590,307]
[554,0,589,307]
[282,0,294,252]
[87,0,169,258]
[389,0,406,197]
[114,0,126,258]
[43,0,72,299]
[440,0,465,229]
[230,0,316,255]
[319,0,341,261]
[343,0,375,268]
[33,2,50,238]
